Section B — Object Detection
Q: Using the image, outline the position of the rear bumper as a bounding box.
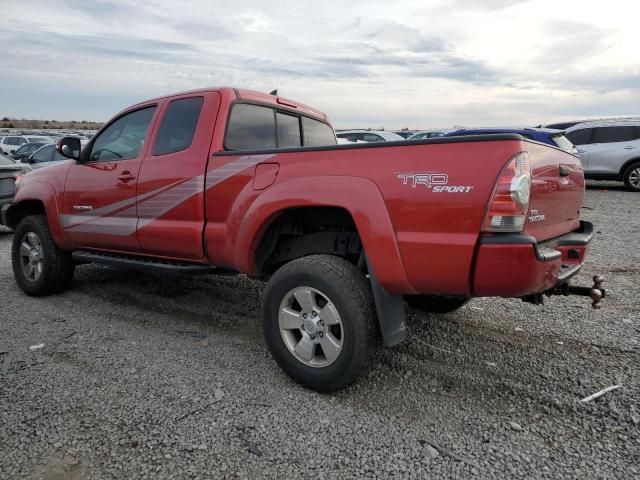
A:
[472,221,593,297]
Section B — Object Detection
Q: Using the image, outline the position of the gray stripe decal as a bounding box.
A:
[63,154,274,236]
[61,178,186,229]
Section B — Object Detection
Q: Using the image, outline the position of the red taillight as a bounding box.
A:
[482,152,531,233]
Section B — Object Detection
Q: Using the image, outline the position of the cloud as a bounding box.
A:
[533,21,614,69]
[0,0,637,128]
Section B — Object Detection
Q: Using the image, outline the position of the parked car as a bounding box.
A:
[24,135,55,144]
[0,87,599,391]
[393,130,417,139]
[444,128,577,154]
[407,130,445,140]
[544,121,587,130]
[23,144,68,170]
[10,142,50,163]
[564,120,640,191]
[0,136,30,155]
[0,153,31,211]
[544,117,640,131]
[336,129,405,142]
[337,137,366,144]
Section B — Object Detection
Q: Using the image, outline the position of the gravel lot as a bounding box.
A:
[1,181,638,479]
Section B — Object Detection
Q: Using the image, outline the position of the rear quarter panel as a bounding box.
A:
[205,139,525,296]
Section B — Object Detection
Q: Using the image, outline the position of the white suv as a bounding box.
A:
[565,120,640,192]
[0,136,29,155]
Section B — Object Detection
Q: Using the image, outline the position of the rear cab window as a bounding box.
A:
[225,103,336,150]
[226,104,276,150]
[302,117,336,146]
[276,112,301,148]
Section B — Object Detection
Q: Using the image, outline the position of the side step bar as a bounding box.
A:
[72,250,212,275]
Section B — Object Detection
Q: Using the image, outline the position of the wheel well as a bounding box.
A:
[619,157,640,179]
[254,207,363,274]
[5,200,46,228]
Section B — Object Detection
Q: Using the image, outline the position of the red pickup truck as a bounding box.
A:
[1,87,602,391]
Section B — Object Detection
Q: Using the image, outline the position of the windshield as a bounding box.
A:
[552,134,576,153]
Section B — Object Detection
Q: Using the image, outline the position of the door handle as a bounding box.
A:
[559,164,571,177]
[624,146,634,150]
[117,171,136,182]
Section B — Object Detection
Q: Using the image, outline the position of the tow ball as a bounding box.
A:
[522,275,606,309]
[551,275,606,309]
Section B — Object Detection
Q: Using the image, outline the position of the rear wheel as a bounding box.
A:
[11,215,74,296]
[262,255,375,392]
[623,162,640,192]
[405,295,469,313]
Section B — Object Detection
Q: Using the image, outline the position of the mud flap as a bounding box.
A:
[365,256,408,347]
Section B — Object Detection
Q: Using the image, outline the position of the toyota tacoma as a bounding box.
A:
[0,87,602,391]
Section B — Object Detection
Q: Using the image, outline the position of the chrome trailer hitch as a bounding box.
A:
[522,275,606,309]
[551,275,605,309]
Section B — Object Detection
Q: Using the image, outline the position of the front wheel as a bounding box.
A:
[623,162,640,192]
[262,255,376,392]
[11,215,74,296]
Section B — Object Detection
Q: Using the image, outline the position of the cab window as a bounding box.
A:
[276,112,302,148]
[302,117,336,146]
[89,106,156,162]
[153,97,203,156]
[226,104,276,150]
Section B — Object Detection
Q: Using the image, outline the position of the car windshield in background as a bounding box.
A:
[552,134,576,152]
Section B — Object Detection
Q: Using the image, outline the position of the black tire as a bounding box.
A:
[262,255,375,392]
[405,295,469,313]
[11,215,74,296]
[622,161,640,192]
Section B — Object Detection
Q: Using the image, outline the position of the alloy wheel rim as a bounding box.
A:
[629,168,640,188]
[20,232,44,282]
[278,286,344,368]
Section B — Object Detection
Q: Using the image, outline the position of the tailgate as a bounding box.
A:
[523,142,584,241]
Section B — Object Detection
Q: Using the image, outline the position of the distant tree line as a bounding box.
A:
[1,117,103,130]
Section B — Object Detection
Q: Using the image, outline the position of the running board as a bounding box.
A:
[72,250,212,275]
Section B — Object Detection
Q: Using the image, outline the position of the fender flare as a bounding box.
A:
[10,182,68,249]
[233,176,415,294]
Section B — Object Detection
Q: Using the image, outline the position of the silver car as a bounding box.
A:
[21,144,67,170]
[565,120,640,192]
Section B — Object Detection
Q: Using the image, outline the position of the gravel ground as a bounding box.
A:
[1,181,638,479]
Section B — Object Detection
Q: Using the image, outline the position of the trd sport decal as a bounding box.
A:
[397,172,474,193]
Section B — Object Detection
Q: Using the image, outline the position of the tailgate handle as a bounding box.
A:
[559,164,570,177]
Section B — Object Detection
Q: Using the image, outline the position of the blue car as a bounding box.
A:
[443,127,577,154]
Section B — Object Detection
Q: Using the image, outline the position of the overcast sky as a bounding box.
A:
[1,0,638,128]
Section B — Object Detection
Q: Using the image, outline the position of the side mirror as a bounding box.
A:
[56,137,82,161]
